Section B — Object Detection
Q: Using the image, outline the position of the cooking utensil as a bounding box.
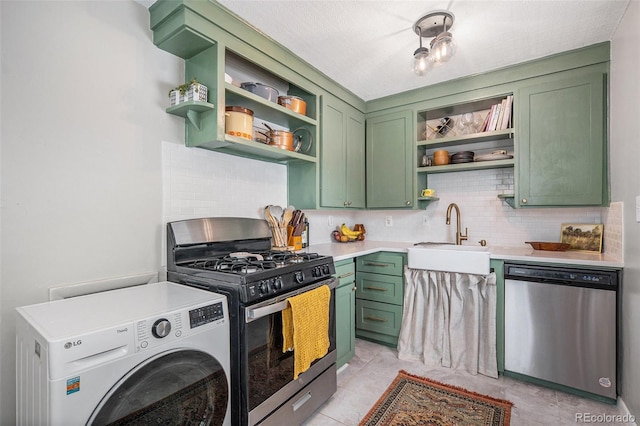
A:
[260,123,308,152]
[240,82,279,102]
[277,95,307,115]
[264,206,283,247]
[292,127,313,154]
[282,206,294,228]
[225,106,254,140]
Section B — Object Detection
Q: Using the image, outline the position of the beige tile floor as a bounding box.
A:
[304,339,633,426]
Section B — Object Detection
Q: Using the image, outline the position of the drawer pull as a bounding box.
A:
[364,286,388,292]
[365,315,388,323]
[337,272,355,279]
[364,262,390,267]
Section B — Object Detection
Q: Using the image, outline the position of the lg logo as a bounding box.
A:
[64,340,82,349]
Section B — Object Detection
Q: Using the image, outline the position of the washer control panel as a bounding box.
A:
[189,302,224,328]
[134,301,226,353]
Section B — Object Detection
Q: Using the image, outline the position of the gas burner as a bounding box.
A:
[187,255,278,275]
[269,251,320,265]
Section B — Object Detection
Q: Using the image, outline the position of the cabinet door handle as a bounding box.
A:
[343,201,348,206]
[364,286,388,292]
[405,201,411,205]
[337,272,354,279]
[521,198,528,204]
[365,315,388,323]
[363,262,389,267]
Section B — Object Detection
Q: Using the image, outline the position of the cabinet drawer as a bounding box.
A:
[334,260,356,287]
[356,299,403,337]
[356,253,405,276]
[356,272,403,305]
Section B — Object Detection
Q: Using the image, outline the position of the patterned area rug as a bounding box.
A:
[360,370,513,426]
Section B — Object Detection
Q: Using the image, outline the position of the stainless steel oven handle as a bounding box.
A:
[246,278,338,322]
[247,299,290,320]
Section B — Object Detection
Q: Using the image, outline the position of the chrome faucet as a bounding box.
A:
[446,203,468,245]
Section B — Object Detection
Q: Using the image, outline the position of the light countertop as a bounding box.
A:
[305,241,623,269]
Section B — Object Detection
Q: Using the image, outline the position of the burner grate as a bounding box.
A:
[181,251,322,275]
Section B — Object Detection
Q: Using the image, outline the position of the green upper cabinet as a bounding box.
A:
[366,110,414,208]
[320,94,366,208]
[516,71,607,207]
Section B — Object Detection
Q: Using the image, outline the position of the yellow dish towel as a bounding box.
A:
[282,285,331,379]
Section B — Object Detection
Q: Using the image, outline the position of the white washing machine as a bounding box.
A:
[16,281,230,425]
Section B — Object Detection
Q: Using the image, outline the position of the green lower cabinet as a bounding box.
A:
[491,259,505,374]
[356,272,403,305]
[355,299,403,347]
[355,252,406,347]
[334,260,356,369]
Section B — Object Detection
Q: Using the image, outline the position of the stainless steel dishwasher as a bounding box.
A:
[504,263,619,401]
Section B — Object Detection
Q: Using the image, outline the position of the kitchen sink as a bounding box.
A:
[407,243,490,275]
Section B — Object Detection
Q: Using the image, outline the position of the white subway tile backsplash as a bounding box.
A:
[161,147,621,260]
[161,141,287,225]
[306,168,617,252]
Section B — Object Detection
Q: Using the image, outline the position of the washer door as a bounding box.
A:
[89,349,228,425]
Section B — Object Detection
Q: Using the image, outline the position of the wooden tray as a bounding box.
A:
[526,241,571,251]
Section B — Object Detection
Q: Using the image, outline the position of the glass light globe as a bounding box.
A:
[430,32,456,63]
[412,47,433,76]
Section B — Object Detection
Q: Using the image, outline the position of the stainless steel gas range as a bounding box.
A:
[167,217,337,426]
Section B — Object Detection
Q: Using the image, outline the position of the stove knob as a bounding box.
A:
[323,264,331,275]
[273,277,283,290]
[258,280,269,295]
[294,271,305,284]
[152,319,171,339]
[312,266,320,277]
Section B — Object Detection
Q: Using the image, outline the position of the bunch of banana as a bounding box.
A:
[332,224,366,242]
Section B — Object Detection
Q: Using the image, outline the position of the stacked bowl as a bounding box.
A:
[451,151,475,164]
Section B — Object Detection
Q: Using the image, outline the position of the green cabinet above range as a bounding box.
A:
[149,0,365,210]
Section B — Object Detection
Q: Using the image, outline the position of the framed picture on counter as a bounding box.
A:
[560,223,604,253]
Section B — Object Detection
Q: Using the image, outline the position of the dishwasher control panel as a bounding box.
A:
[504,264,618,288]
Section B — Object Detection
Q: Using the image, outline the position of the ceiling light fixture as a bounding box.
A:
[412,11,456,76]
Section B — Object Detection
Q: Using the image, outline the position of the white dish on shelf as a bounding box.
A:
[474,153,514,162]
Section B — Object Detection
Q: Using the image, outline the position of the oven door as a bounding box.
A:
[241,278,337,426]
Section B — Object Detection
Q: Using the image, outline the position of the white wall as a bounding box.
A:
[0,3,288,422]
[0,1,173,422]
[611,0,640,417]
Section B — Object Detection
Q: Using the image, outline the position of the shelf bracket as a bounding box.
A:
[497,194,515,208]
[186,109,202,130]
[166,101,215,131]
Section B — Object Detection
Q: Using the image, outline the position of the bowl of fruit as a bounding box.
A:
[332,223,366,243]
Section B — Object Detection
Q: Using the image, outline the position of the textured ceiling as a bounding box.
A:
[217,0,630,101]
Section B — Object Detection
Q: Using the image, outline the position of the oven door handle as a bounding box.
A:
[246,278,338,322]
[247,300,290,321]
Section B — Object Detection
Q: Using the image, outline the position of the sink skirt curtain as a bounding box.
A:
[397,268,498,379]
